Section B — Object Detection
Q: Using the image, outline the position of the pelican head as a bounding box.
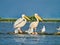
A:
[34,13,43,21]
[22,14,30,20]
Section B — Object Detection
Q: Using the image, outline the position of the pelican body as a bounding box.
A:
[14,14,30,33]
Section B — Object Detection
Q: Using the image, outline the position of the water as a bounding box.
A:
[0,22,60,45]
[0,22,60,33]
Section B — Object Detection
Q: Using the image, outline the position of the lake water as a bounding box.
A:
[0,22,60,45]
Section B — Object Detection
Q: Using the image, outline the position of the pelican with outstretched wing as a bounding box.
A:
[41,26,46,33]
[14,14,30,33]
[28,13,43,34]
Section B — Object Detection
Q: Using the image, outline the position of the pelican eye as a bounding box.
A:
[23,19,25,21]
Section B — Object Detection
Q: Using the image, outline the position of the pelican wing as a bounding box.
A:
[14,18,27,28]
[14,18,24,28]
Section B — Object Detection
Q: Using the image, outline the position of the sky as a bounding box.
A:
[0,0,60,18]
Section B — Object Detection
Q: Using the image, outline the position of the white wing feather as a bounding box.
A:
[14,18,24,28]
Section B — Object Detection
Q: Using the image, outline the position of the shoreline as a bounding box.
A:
[0,18,60,22]
[0,32,60,35]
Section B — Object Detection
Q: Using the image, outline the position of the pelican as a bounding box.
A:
[41,26,46,33]
[26,13,43,34]
[57,27,60,30]
[14,14,30,33]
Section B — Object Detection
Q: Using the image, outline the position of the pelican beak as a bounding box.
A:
[24,16,30,20]
[35,15,43,21]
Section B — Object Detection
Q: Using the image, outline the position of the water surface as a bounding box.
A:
[0,22,60,45]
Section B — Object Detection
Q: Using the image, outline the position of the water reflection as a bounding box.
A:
[0,34,60,45]
[13,34,46,45]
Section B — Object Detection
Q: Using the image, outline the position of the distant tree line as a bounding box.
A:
[0,18,16,22]
[27,16,36,22]
[0,16,60,22]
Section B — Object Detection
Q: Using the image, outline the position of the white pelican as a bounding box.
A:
[26,13,43,34]
[14,14,30,33]
[56,27,60,31]
[41,26,46,33]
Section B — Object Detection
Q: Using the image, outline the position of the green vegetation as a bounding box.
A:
[43,19,60,22]
[27,16,36,22]
[0,16,60,22]
[0,18,17,22]
[43,18,60,22]
[27,16,60,22]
